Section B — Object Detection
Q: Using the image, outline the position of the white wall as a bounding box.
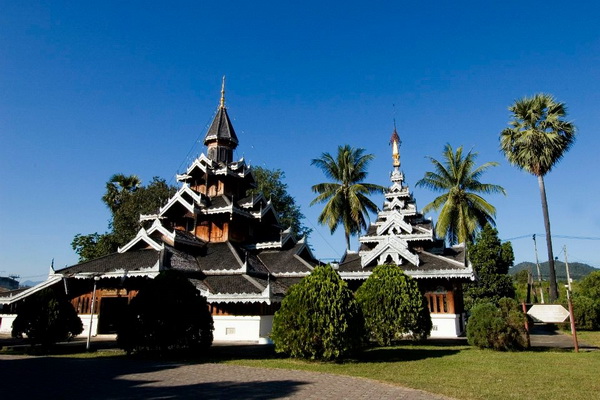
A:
[430,313,464,337]
[78,314,99,338]
[213,315,274,343]
[0,314,16,334]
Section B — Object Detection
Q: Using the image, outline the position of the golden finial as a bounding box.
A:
[220,76,226,109]
[390,120,401,168]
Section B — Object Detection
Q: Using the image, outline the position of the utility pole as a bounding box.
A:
[563,246,579,352]
[533,234,545,304]
[86,276,99,351]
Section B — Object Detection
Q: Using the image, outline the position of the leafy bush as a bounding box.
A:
[12,288,83,348]
[117,271,213,354]
[271,264,365,360]
[578,271,600,300]
[355,264,431,345]
[569,295,600,331]
[467,298,529,350]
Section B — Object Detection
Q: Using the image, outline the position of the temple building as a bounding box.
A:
[337,128,474,337]
[0,80,319,341]
[1,83,473,340]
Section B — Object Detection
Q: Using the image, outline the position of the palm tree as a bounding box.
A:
[311,145,386,251]
[500,93,576,301]
[416,144,505,245]
[102,173,142,214]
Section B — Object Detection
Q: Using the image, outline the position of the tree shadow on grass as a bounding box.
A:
[353,345,463,363]
[0,355,308,400]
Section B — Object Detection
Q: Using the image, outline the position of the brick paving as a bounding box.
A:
[0,355,452,399]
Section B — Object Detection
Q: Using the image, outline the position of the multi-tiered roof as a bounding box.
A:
[49,79,319,305]
[338,128,474,281]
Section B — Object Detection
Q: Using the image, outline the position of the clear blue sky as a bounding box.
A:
[2,1,599,282]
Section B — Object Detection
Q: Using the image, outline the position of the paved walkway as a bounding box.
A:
[1,328,594,399]
[0,354,451,399]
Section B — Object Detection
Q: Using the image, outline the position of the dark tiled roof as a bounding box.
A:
[246,253,270,276]
[174,230,206,247]
[198,242,243,271]
[236,194,255,207]
[208,195,230,209]
[203,274,264,294]
[164,246,201,272]
[204,107,238,145]
[272,277,303,294]
[258,243,316,274]
[366,225,377,235]
[421,246,466,266]
[57,250,160,275]
[338,253,369,272]
[189,278,210,292]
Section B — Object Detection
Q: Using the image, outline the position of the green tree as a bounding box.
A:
[117,271,213,354]
[467,298,529,351]
[271,264,365,360]
[72,176,176,261]
[71,233,117,262]
[578,270,600,300]
[102,173,142,213]
[248,166,311,238]
[416,144,505,245]
[464,224,516,310]
[355,264,431,345]
[12,288,83,349]
[310,145,385,250]
[500,93,576,302]
[571,271,600,330]
[111,177,176,245]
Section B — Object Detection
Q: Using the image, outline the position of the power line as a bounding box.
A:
[502,234,600,242]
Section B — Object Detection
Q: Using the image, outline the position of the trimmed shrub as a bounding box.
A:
[12,288,83,348]
[355,264,431,345]
[467,298,529,351]
[117,271,213,354]
[271,264,365,360]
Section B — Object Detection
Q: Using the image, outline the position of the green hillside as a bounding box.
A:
[510,261,598,281]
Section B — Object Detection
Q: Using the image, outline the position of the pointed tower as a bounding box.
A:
[356,127,434,267]
[204,77,239,163]
[338,124,474,337]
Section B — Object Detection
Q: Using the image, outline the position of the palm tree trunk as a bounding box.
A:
[538,175,558,301]
[345,232,351,251]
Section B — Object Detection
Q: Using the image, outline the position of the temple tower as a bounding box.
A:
[203,77,239,164]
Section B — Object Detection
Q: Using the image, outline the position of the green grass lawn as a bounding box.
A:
[570,330,600,347]
[223,343,600,400]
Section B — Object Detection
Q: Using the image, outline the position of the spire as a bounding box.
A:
[220,76,226,109]
[390,120,401,168]
[389,121,404,184]
[204,78,239,163]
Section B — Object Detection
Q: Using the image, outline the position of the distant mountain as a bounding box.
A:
[510,261,598,281]
[19,280,43,288]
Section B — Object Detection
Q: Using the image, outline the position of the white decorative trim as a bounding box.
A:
[360,236,420,267]
[205,293,281,305]
[69,262,161,280]
[118,228,164,253]
[272,272,313,277]
[0,276,63,305]
[203,269,245,275]
[376,213,414,235]
[360,233,433,243]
